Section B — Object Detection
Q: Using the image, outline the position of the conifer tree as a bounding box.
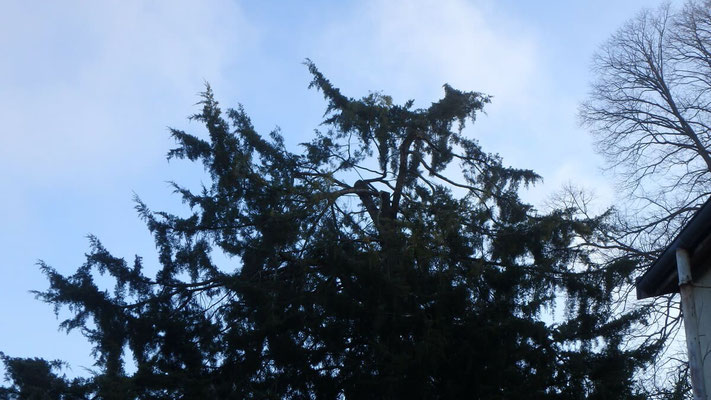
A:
[2,62,654,399]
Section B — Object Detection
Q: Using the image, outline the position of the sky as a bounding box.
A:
[1,0,662,377]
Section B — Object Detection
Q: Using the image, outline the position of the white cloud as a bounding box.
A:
[314,0,540,111]
[0,0,255,186]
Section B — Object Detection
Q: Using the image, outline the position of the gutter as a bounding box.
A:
[635,197,711,299]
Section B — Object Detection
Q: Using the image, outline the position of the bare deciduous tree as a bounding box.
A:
[581,1,711,395]
[582,1,711,252]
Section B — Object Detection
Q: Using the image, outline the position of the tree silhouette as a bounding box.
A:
[2,62,653,399]
[581,2,711,394]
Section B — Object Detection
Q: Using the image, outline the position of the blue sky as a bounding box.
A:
[1,0,660,376]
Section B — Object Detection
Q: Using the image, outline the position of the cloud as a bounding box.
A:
[314,0,540,111]
[309,0,550,163]
[0,0,255,186]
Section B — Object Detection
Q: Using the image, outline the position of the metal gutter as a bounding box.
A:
[635,197,711,299]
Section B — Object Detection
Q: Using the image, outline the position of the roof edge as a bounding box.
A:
[636,197,711,300]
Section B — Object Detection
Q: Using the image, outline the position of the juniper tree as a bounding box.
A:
[1,62,654,399]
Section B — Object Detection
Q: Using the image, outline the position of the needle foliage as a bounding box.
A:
[2,63,654,399]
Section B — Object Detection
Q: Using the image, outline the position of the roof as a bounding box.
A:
[636,197,711,299]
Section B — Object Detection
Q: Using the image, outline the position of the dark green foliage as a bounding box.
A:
[0,353,90,399]
[2,63,653,399]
